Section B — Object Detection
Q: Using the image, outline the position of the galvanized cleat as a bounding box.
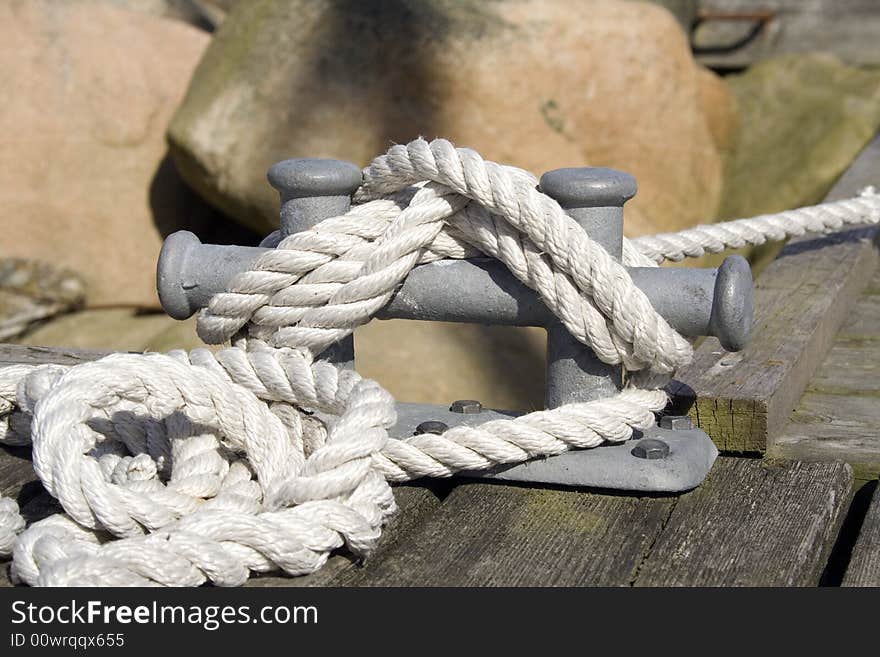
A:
[156,158,753,492]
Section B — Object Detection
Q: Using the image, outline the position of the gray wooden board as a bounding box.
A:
[331,481,675,587]
[805,340,880,395]
[670,134,880,453]
[843,483,880,586]
[0,445,37,501]
[323,457,851,587]
[835,282,880,338]
[0,452,855,587]
[772,268,880,480]
[773,394,880,482]
[0,344,111,367]
[634,458,853,586]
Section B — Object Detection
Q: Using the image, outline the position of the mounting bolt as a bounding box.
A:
[631,438,671,460]
[415,421,449,435]
[450,399,483,414]
[659,415,694,431]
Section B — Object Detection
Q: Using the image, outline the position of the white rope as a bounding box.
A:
[631,186,880,263]
[0,139,876,586]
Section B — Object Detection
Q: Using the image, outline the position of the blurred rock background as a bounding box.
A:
[2,0,880,411]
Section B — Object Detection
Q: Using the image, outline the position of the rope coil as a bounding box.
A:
[0,139,877,586]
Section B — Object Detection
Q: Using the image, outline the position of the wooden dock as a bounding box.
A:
[1,138,878,588]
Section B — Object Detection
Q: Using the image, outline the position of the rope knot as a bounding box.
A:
[2,138,877,586]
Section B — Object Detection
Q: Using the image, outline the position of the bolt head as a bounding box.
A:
[659,415,694,431]
[415,421,449,436]
[631,438,671,460]
[450,399,483,414]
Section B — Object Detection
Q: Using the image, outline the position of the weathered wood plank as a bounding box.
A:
[0,343,111,367]
[334,483,675,587]
[634,458,852,586]
[805,341,880,396]
[0,445,37,500]
[835,284,880,338]
[773,394,880,483]
[246,484,444,587]
[0,454,854,587]
[670,134,880,453]
[771,268,880,480]
[331,457,852,587]
[843,482,880,586]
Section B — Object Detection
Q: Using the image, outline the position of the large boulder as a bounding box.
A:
[719,53,880,221]
[0,0,253,308]
[169,0,734,238]
[95,0,237,31]
[645,0,698,29]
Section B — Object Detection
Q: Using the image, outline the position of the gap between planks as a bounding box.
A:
[843,481,880,586]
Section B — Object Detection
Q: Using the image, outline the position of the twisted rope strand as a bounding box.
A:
[631,186,880,263]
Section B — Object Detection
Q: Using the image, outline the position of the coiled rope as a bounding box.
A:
[0,138,877,586]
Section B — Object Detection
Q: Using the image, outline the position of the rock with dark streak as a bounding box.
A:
[169,0,733,239]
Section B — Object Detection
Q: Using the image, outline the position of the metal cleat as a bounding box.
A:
[157,158,755,492]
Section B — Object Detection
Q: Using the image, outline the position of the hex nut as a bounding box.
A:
[631,438,671,460]
[415,421,449,436]
[659,415,694,431]
[450,399,483,414]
